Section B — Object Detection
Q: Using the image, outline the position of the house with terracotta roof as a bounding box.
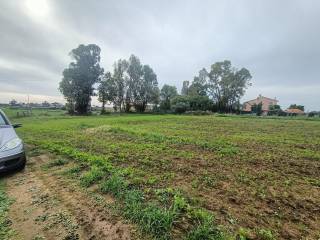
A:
[243,95,278,115]
[284,108,305,115]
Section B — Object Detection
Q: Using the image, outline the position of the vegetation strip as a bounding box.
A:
[107,126,239,156]
[0,181,15,239]
[36,142,228,239]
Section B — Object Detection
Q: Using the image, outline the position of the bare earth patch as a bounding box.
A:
[4,155,137,240]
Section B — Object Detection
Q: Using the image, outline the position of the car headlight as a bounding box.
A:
[0,138,22,152]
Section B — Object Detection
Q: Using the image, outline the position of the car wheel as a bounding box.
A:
[18,158,26,171]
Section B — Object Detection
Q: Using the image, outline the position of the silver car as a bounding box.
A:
[0,109,26,173]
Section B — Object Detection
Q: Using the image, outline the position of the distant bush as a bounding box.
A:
[308,111,320,117]
[171,95,215,114]
[172,102,189,114]
[184,111,213,115]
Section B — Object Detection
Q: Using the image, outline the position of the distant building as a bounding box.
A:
[285,108,305,115]
[243,95,278,115]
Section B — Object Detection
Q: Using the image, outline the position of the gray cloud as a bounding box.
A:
[0,0,319,110]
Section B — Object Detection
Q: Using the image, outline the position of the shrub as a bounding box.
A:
[184,111,213,115]
[172,102,190,114]
[171,95,215,113]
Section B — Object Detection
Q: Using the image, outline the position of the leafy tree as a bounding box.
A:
[9,99,18,106]
[171,95,214,113]
[59,76,75,114]
[268,104,282,116]
[98,72,113,114]
[97,55,159,113]
[160,85,178,111]
[289,104,304,111]
[269,104,281,111]
[181,81,190,95]
[172,101,190,114]
[131,62,159,112]
[113,59,129,112]
[126,55,143,112]
[252,103,262,116]
[188,81,207,96]
[308,111,319,117]
[60,44,104,114]
[42,101,50,107]
[188,69,208,96]
[206,60,251,112]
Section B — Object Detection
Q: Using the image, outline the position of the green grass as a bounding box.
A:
[80,166,106,187]
[0,181,15,239]
[100,174,128,198]
[1,107,66,120]
[8,113,320,239]
[45,158,68,168]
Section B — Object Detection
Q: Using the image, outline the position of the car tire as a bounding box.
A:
[18,158,26,171]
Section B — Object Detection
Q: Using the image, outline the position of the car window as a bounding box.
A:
[0,112,8,125]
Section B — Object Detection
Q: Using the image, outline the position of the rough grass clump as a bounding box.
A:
[63,166,82,176]
[100,174,128,198]
[256,229,275,240]
[123,189,175,239]
[139,204,175,239]
[46,158,68,168]
[80,166,106,187]
[186,208,224,240]
[123,189,145,219]
[186,223,224,240]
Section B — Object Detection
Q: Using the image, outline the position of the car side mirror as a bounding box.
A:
[12,123,22,128]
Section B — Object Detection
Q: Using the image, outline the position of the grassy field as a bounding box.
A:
[2,107,66,119]
[4,111,320,239]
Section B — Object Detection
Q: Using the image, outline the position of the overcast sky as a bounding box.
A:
[0,0,319,110]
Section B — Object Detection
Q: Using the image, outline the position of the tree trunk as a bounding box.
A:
[101,101,106,114]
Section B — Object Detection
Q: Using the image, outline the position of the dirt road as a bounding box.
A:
[3,155,138,240]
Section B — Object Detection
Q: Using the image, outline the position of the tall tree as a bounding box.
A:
[160,85,178,110]
[188,69,208,96]
[133,64,159,112]
[97,55,159,113]
[127,55,143,112]
[98,71,113,113]
[181,81,189,95]
[59,44,104,114]
[59,76,75,114]
[207,60,251,112]
[252,102,262,116]
[113,59,128,112]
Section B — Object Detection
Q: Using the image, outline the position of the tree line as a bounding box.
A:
[59,44,252,114]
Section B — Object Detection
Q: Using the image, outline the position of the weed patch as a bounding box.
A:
[80,166,106,187]
[0,181,16,239]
